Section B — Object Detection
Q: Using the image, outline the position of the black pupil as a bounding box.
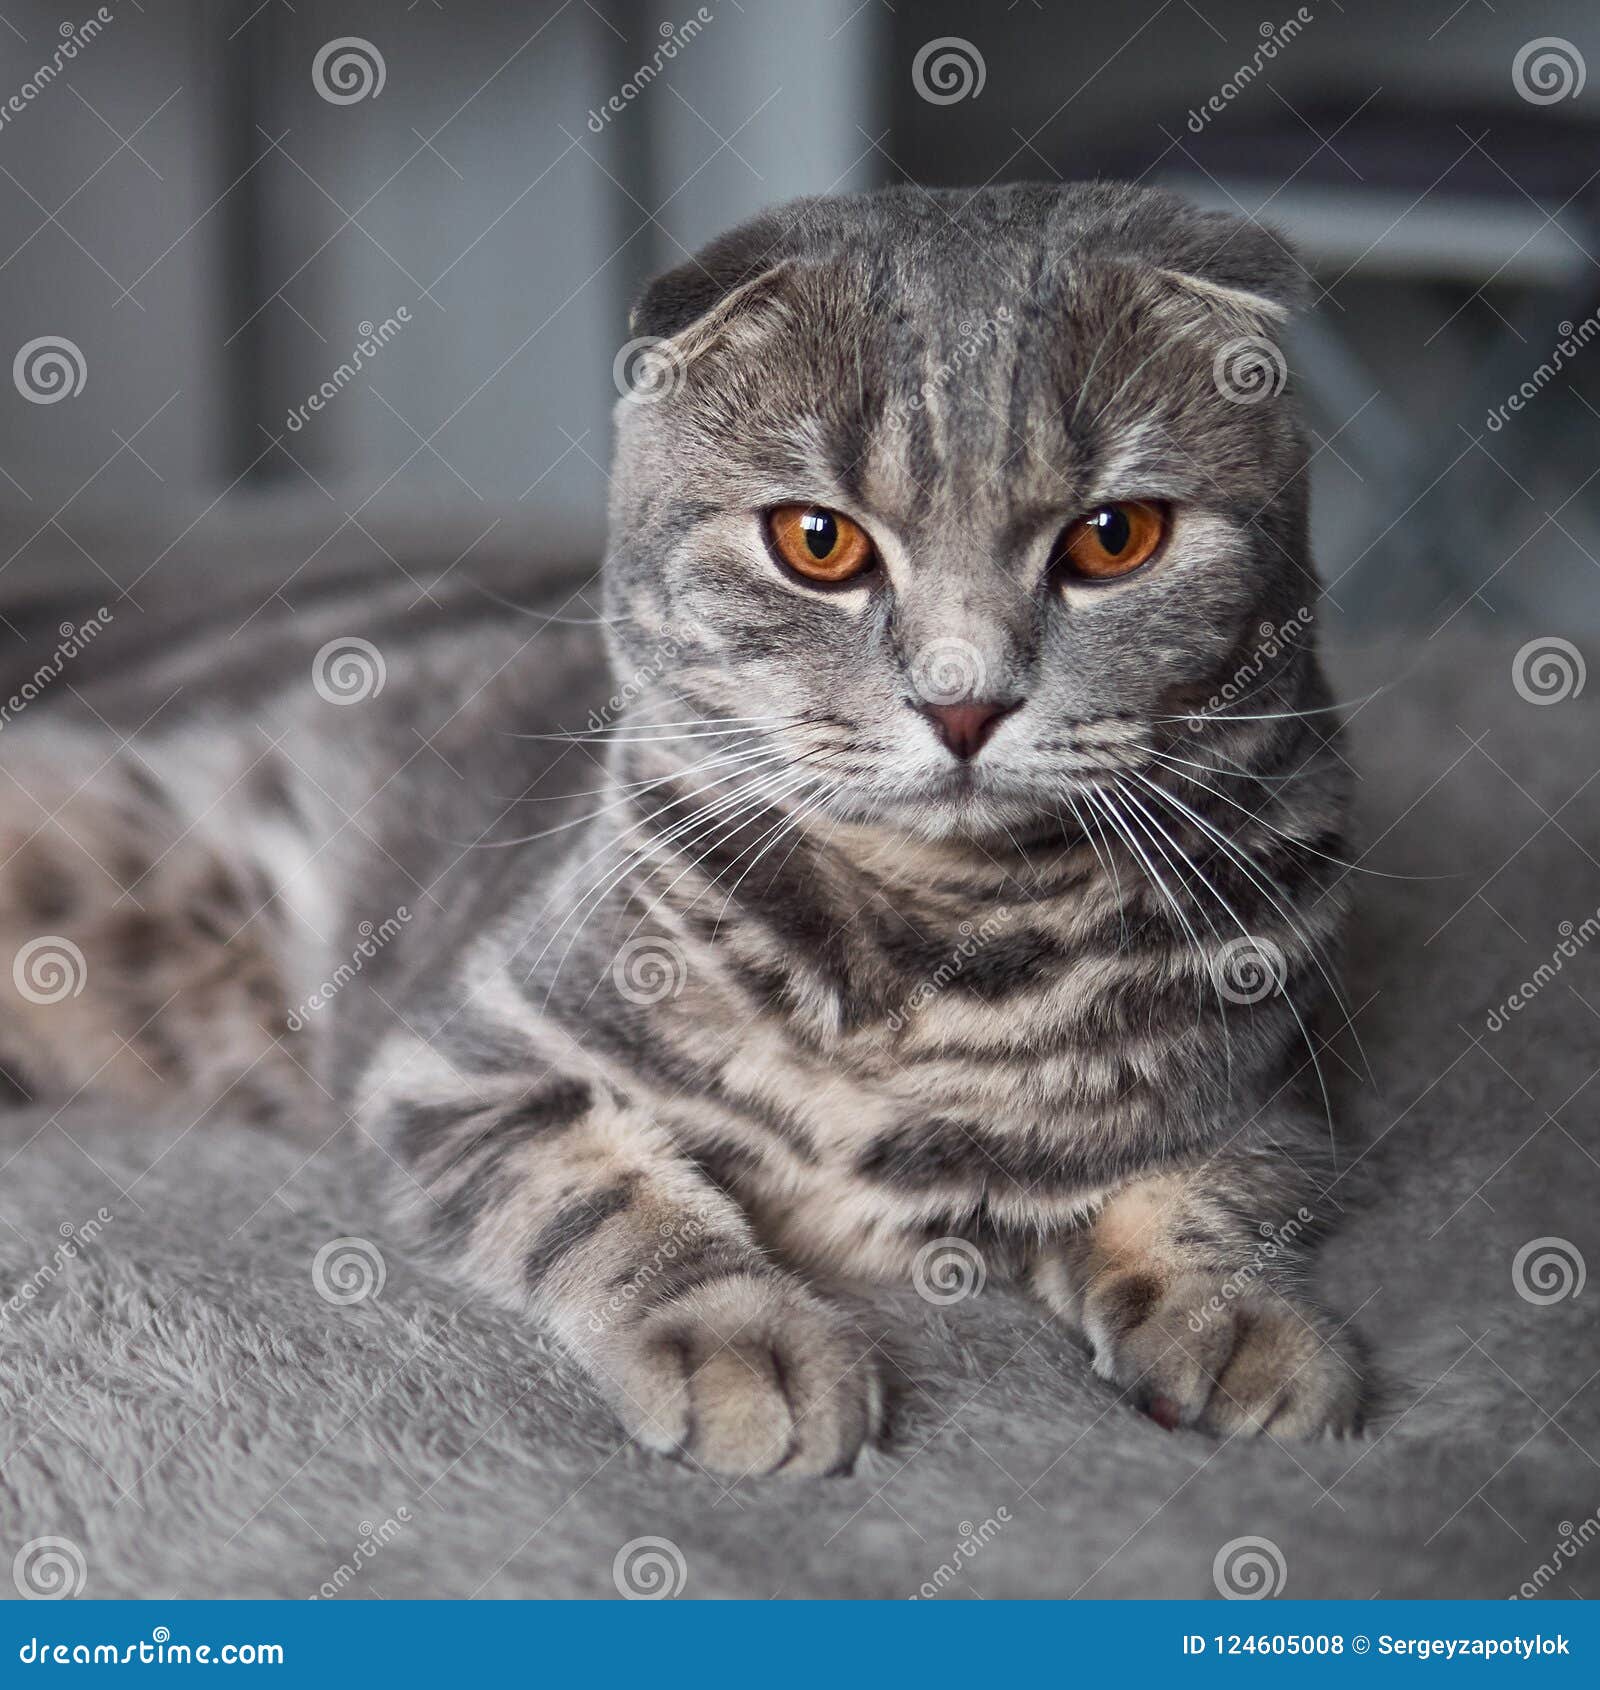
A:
[1092,506,1130,555]
[801,510,838,559]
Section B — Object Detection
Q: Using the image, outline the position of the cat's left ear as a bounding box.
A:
[629,214,804,363]
[1136,209,1308,338]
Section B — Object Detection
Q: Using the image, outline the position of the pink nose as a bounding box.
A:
[921,699,1018,760]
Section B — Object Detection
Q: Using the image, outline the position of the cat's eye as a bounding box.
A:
[766,505,877,584]
[1052,500,1168,583]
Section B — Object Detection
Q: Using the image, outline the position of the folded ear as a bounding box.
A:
[629,212,797,342]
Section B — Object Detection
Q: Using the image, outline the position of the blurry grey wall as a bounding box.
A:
[1,0,1597,634]
[0,0,880,568]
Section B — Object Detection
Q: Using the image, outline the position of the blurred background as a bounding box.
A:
[1,0,1597,638]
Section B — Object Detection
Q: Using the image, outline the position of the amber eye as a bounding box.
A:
[767,505,876,584]
[1052,500,1168,583]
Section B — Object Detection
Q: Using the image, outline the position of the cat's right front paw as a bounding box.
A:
[614,1273,882,1478]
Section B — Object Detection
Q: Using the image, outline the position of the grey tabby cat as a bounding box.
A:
[0,182,1364,1477]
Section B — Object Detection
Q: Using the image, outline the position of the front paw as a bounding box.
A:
[613,1273,883,1478]
[1081,1269,1362,1438]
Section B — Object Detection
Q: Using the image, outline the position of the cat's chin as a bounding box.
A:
[818,775,1075,847]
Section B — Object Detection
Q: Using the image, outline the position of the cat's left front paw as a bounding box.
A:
[1080,1270,1362,1438]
